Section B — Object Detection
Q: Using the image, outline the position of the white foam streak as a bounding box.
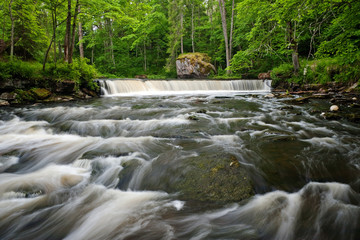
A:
[68,117,189,137]
[65,187,168,240]
[0,165,90,198]
[0,117,49,134]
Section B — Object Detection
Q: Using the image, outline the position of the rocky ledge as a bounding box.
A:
[0,79,98,106]
[271,82,360,123]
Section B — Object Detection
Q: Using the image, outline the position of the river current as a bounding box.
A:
[0,80,359,239]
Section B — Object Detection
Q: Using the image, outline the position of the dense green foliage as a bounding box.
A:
[0,0,359,84]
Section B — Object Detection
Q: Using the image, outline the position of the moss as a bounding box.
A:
[30,88,51,100]
[177,52,211,63]
[15,89,36,103]
[174,153,254,203]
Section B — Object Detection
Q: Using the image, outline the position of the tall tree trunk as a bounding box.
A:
[91,47,94,65]
[52,8,57,65]
[191,1,195,53]
[144,41,147,72]
[68,0,80,64]
[106,19,115,66]
[180,7,184,54]
[58,40,62,60]
[64,0,71,62]
[229,0,234,60]
[9,0,14,61]
[287,21,300,75]
[78,5,84,59]
[43,37,54,70]
[218,0,230,74]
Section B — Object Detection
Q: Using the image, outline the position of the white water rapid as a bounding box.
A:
[0,86,359,240]
[98,79,272,96]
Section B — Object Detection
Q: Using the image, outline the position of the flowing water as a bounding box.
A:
[0,79,359,240]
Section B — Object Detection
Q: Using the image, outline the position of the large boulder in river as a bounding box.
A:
[131,152,254,203]
[176,52,216,79]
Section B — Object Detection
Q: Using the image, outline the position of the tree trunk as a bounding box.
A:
[144,41,147,72]
[9,0,15,61]
[91,47,94,65]
[106,19,115,66]
[229,0,234,60]
[52,8,57,65]
[78,5,84,59]
[180,7,184,54]
[43,37,54,71]
[218,0,230,74]
[287,21,300,75]
[191,1,195,53]
[64,0,71,62]
[292,51,300,74]
[68,0,80,64]
[58,40,62,60]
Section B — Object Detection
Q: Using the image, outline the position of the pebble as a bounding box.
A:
[330,105,339,111]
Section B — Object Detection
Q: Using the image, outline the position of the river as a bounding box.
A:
[0,79,359,240]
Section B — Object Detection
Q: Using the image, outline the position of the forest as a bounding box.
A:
[0,0,359,89]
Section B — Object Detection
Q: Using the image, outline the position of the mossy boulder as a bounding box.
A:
[176,52,216,79]
[140,152,254,203]
[30,88,52,100]
[15,88,52,103]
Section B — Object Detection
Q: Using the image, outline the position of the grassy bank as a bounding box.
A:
[271,56,360,89]
[0,58,98,91]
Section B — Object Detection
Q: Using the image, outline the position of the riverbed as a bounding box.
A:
[0,90,359,239]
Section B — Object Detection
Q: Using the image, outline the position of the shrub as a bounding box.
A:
[0,61,11,81]
[271,63,294,86]
[44,58,98,90]
[0,60,42,81]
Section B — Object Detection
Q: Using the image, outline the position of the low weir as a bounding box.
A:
[98,79,272,95]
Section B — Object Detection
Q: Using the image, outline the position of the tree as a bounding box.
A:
[166,0,184,72]
[8,0,14,61]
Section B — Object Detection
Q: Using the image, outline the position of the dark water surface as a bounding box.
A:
[0,92,359,240]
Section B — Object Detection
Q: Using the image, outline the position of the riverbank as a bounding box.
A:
[1,79,359,107]
[0,86,98,106]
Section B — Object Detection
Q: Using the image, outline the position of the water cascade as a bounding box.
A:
[98,79,272,96]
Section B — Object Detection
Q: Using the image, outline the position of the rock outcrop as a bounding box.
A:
[258,71,271,79]
[176,52,216,79]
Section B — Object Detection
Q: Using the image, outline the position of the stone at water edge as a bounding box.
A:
[0,99,10,106]
[30,88,52,100]
[265,93,275,98]
[0,92,17,101]
[345,82,358,92]
[176,52,216,79]
[330,105,339,111]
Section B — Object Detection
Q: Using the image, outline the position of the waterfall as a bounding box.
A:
[98,79,272,96]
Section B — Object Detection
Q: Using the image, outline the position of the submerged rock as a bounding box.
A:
[175,154,254,202]
[139,153,254,203]
[176,52,216,79]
